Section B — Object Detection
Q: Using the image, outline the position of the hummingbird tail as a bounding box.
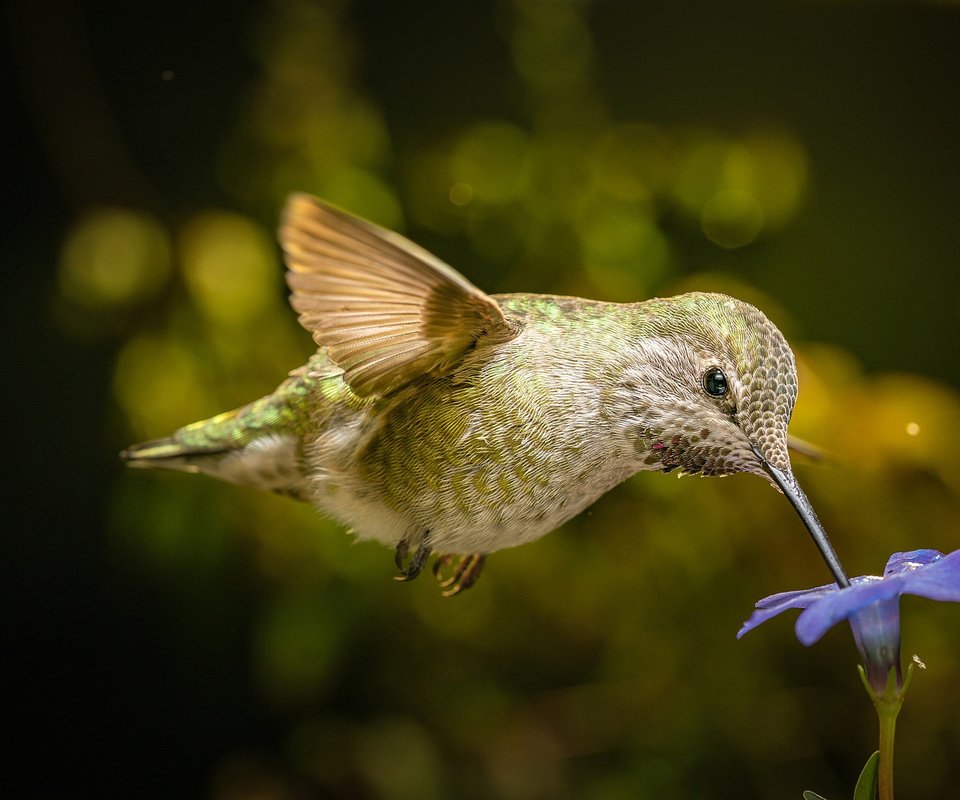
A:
[119,404,256,479]
[119,434,231,471]
[121,382,313,499]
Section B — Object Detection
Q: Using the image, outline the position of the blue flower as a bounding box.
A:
[738,549,960,693]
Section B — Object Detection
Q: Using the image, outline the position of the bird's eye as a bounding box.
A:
[702,367,728,398]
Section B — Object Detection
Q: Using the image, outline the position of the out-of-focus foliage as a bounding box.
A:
[21,0,960,798]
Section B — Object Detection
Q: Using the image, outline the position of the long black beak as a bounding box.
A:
[753,446,851,588]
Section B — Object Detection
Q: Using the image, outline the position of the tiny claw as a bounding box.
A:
[432,553,486,597]
[394,531,431,582]
[431,553,450,575]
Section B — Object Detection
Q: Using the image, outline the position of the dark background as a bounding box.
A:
[7,1,960,798]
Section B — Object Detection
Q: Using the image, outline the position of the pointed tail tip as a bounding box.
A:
[119,438,183,466]
[119,435,228,474]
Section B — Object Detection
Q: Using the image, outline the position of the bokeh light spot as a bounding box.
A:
[59,209,171,310]
[589,123,673,200]
[511,4,593,93]
[701,189,764,249]
[317,167,403,229]
[450,122,531,204]
[673,129,807,244]
[448,181,474,206]
[576,203,671,299]
[674,139,731,215]
[113,334,210,435]
[180,212,280,326]
[743,129,808,228]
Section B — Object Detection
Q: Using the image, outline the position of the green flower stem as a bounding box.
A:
[875,701,898,800]
[859,663,915,800]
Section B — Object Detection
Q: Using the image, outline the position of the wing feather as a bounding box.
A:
[280,193,519,396]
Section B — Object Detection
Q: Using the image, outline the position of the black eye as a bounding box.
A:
[702,367,728,398]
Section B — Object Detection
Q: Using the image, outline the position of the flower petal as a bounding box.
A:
[794,578,903,646]
[754,584,837,609]
[737,587,832,638]
[900,549,960,602]
[847,597,903,692]
[738,549,960,646]
[883,549,944,577]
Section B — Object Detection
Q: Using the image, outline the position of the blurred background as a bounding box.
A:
[7,0,960,797]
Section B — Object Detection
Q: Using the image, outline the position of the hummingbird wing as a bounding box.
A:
[279,193,519,397]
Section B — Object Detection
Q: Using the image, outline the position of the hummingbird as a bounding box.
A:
[122,193,849,596]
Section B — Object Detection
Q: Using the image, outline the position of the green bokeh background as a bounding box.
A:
[8,1,960,798]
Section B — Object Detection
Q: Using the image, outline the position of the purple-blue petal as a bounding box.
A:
[900,549,960,602]
[794,578,904,646]
[754,584,837,609]
[883,549,944,577]
[848,597,903,692]
[737,586,835,638]
[738,548,960,645]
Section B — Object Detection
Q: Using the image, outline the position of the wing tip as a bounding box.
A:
[282,192,359,234]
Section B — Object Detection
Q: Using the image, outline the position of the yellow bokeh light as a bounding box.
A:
[511,3,594,94]
[674,138,732,214]
[179,212,280,326]
[59,208,172,310]
[113,333,211,435]
[448,182,474,206]
[589,123,673,200]
[449,122,531,204]
[742,129,808,229]
[701,189,764,249]
[673,129,808,246]
[316,166,403,229]
[575,201,671,298]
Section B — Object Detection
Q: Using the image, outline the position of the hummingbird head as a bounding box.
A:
[622,292,796,478]
[621,292,849,585]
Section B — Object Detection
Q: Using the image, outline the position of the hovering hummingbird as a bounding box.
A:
[122,193,849,595]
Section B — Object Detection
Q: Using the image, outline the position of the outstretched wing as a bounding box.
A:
[280,193,519,397]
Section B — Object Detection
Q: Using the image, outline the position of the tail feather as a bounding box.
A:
[120,406,247,469]
[119,434,230,472]
[120,355,342,498]
[121,414,308,498]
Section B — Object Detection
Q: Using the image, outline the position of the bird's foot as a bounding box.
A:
[394,531,431,582]
[432,553,486,597]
